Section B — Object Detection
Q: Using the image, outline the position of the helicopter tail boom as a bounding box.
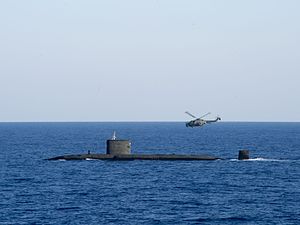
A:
[206,117,221,123]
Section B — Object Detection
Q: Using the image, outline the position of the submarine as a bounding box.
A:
[47,132,250,161]
[48,132,221,161]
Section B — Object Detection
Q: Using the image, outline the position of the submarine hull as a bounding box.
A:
[48,153,219,161]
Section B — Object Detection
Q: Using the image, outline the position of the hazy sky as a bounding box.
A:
[0,0,299,122]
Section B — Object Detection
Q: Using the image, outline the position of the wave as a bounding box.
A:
[229,158,293,162]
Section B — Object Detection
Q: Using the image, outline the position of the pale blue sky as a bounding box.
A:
[0,0,299,122]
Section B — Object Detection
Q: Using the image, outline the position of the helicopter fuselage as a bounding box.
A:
[185,119,206,127]
[186,117,221,127]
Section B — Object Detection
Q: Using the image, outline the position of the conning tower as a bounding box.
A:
[106,131,131,155]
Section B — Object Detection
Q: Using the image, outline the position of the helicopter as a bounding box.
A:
[185,111,221,127]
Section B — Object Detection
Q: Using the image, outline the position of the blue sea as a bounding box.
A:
[1,122,299,224]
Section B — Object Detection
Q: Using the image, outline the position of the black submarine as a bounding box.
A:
[47,132,250,161]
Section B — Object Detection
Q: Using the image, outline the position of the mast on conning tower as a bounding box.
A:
[111,131,116,140]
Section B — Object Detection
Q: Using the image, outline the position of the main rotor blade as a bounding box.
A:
[199,112,211,119]
[185,111,197,119]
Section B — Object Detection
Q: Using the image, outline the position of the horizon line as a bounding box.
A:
[0,120,299,123]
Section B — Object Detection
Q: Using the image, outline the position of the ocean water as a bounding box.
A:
[0,122,299,225]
